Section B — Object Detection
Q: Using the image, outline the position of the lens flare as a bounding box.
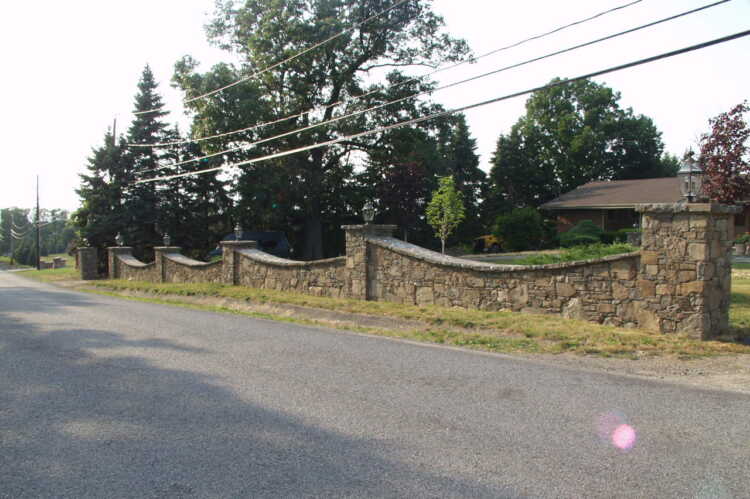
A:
[597,412,637,452]
[612,424,636,450]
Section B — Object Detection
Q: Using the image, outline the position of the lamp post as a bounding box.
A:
[163,233,171,247]
[678,156,704,203]
[234,223,243,241]
[362,201,376,225]
[115,232,124,247]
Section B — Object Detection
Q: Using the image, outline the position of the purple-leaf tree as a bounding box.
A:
[699,101,750,204]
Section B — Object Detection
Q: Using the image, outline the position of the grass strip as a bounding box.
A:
[85,278,750,359]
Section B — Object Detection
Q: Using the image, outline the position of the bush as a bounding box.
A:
[560,220,604,247]
[493,208,545,252]
[735,233,750,244]
[515,243,637,265]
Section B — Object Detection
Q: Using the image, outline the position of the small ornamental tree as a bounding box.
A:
[426,176,465,254]
[699,101,750,203]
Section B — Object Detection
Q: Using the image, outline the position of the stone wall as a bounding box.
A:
[366,236,641,326]
[236,249,346,298]
[108,247,159,282]
[106,203,738,339]
[162,252,223,284]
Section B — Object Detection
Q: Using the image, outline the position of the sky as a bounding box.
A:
[1,0,748,213]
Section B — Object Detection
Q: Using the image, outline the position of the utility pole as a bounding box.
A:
[112,117,117,146]
[9,214,14,266]
[36,175,40,270]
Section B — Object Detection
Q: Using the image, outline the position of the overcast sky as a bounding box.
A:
[1,0,748,212]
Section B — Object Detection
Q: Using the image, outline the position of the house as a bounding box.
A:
[540,177,750,235]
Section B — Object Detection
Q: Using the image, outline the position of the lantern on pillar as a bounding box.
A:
[362,201,376,224]
[234,223,243,241]
[678,156,704,203]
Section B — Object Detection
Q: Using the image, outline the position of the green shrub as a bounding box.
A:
[560,220,604,247]
[493,208,545,252]
[514,243,637,265]
[735,233,750,244]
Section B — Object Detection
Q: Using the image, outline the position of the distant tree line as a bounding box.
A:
[74,0,682,264]
[0,208,76,266]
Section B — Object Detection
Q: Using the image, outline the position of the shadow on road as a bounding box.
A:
[0,307,511,498]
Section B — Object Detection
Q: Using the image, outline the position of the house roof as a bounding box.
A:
[540,177,683,210]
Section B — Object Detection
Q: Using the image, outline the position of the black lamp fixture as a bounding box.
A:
[234,223,243,241]
[678,155,704,203]
[115,232,124,247]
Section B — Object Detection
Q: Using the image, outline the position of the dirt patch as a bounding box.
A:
[522,352,750,394]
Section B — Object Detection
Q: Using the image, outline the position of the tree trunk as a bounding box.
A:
[441,238,446,254]
[303,216,323,260]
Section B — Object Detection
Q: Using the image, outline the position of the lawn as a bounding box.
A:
[80,276,750,359]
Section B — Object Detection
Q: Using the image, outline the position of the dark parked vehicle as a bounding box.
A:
[209,231,292,259]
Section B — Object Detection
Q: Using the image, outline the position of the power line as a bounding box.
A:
[135,1,728,176]
[134,0,412,116]
[136,28,750,185]
[129,0,646,149]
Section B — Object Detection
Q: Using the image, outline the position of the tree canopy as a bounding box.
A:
[173,0,470,258]
[699,101,749,204]
[486,78,678,213]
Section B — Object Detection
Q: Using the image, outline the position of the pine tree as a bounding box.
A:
[73,130,129,271]
[121,65,174,258]
[443,114,486,241]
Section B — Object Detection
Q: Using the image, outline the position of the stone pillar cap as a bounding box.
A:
[635,202,742,214]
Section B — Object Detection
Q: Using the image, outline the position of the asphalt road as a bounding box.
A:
[1,271,748,498]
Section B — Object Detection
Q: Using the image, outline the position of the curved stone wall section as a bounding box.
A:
[115,254,159,282]
[237,249,346,298]
[366,237,641,326]
[162,252,223,284]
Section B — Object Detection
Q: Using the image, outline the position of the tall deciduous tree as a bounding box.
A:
[486,78,677,217]
[426,176,465,254]
[174,0,470,259]
[699,101,749,204]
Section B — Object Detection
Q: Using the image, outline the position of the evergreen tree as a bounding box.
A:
[443,114,485,242]
[123,65,174,258]
[73,130,129,270]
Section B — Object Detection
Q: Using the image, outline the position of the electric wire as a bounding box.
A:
[129,0,647,148]
[134,0,412,116]
[135,1,728,176]
[135,29,750,185]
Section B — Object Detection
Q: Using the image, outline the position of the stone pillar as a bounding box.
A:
[635,203,740,339]
[342,224,397,300]
[220,241,258,285]
[154,246,181,283]
[107,247,133,279]
[78,247,98,280]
